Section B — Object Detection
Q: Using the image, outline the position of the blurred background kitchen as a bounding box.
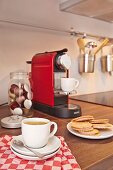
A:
[1,0,113,105]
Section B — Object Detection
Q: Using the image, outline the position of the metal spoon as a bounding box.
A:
[13,139,45,158]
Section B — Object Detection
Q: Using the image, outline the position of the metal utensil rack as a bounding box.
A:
[69,28,113,44]
[0,19,113,42]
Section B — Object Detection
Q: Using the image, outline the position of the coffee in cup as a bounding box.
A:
[21,118,57,148]
[61,78,79,92]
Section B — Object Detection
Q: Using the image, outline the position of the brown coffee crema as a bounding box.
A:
[24,121,48,125]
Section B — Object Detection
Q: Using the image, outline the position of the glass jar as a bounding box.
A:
[8,72,32,117]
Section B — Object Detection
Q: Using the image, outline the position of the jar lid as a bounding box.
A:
[1,115,26,128]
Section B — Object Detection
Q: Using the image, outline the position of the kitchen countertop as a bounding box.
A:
[1,100,113,170]
[70,91,113,107]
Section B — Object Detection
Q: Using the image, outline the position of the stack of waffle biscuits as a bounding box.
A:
[71,115,113,136]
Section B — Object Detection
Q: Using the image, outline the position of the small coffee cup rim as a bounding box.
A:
[22,117,50,124]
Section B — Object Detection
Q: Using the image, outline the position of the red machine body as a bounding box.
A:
[30,49,81,118]
[32,52,57,107]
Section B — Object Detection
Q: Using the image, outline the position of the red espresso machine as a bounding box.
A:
[30,49,81,118]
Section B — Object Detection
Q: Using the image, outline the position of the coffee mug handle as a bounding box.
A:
[49,122,57,138]
[74,79,79,88]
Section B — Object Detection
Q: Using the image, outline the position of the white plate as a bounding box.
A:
[67,122,113,139]
[11,135,61,156]
[10,146,60,160]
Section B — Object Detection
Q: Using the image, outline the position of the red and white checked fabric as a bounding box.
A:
[0,135,81,170]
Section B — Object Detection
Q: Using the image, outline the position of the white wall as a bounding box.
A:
[0,0,113,104]
[0,24,77,104]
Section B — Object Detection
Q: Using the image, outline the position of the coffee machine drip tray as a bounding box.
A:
[54,104,81,118]
[54,90,77,95]
[68,104,79,110]
[33,102,81,118]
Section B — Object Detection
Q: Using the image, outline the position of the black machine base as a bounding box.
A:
[33,102,81,118]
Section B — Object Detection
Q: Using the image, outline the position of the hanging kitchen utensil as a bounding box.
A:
[79,53,95,73]
[78,41,97,73]
[101,45,113,73]
[77,38,85,53]
[94,38,109,56]
[86,41,97,48]
[101,55,112,72]
[109,46,113,75]
[86,41,97,55]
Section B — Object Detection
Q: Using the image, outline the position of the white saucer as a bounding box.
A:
[67,122,113,140]
[11,135,61,156]
[10,146,60,160]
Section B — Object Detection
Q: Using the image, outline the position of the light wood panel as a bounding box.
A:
[60,0,113,22]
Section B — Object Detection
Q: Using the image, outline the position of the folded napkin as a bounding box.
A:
[0,135,81,170]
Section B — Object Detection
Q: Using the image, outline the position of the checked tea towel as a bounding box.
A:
[0,135,81,170]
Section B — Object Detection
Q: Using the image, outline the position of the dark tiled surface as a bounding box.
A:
[69,91,113,107]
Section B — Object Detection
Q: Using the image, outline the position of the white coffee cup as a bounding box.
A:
[21,118,57,148]
[61,78,79,92]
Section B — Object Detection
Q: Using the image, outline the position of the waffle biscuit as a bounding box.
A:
[72,115,94,122]
[78,129,100,136]
[92,123,113,129]
[71,121,93,130]
[90,119,109,124]
[72,126,94,132]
